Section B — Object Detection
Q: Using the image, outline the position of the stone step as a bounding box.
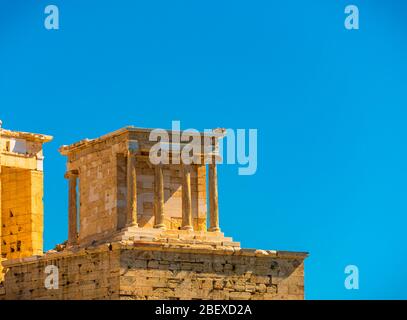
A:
[110,226,240,248]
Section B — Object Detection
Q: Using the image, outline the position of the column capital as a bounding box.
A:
[64,169,79,179]
[182,163,191,171]
[127,140,139,154]
[204,153,222,164]
[149,153,169,167]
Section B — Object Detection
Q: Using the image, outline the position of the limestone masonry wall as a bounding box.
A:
[1,167,44,260]
[0,127,52,284]
[120,246,305,300]
[65,130,208,246]
[68,136,122,243]
[0,125,308,300]
[0,244,120,300]
[0,244,305,300]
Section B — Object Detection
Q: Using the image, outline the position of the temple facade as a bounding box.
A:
[0,124,307,300]
[58,126,236,249]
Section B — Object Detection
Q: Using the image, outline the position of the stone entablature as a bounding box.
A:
[0,128,52,171]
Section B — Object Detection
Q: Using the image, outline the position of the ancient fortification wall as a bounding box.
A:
[0,243,305,300]
[0,244,120,300]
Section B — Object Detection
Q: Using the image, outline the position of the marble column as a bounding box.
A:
[65,170,79,245]
[181,165,193,230]
[126,151,138,227]
[208,159,220,232]
[154,164,166,229]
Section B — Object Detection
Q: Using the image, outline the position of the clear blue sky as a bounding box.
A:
[1,0,407,299]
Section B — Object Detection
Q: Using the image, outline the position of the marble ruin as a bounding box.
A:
[0,123,307,300]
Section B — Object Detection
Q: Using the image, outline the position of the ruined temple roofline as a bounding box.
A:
[58,125,226,155]
[0,128,53,143]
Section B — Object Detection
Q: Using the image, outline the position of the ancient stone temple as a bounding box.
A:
[58,126,232,248]
[0,125,307,300]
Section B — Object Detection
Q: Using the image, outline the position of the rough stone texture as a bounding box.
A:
[0,243,306,300]
[1,168,44,260]
[0,127,52,282]
[59,128,210,246]
[119,245,305,300]
[0,243,120,300]
[0,126,308,300]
